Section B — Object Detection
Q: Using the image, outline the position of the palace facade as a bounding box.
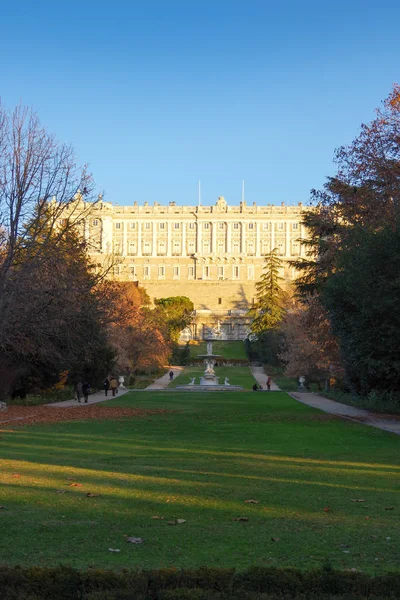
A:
[74,196,307,340]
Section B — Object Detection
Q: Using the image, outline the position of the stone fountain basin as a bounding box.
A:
[198,354,223,359]
[175,384,244,392]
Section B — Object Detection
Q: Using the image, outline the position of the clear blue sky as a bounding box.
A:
[1,0,399,206]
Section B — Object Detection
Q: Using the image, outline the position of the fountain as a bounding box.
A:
[176,323,244,391]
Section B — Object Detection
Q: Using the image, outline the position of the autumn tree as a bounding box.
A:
[153,296,194,343]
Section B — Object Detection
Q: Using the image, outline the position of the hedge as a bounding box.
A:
[0,565,399,599]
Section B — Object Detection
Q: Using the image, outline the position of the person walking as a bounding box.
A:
[103,377,110,397]
[266,376,272,391]
[110,376,118,397]
[82,381,91,403]
[76,381,83,403]
[169,370,174,381]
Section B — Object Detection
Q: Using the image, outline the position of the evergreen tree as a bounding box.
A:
[249,249,287,334]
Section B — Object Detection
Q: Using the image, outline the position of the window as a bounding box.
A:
[129,266,136,276]
[188,241,195,252]
[218,297,222,305]
[173,241,181,255]
[189,223,195,229]
[247,241,255,255]
[277,241,285,255]
[92,219,98,226]
[263,223,269,230]
[218,266,224,280]
[217,241,225,253]
[188,266,195,278]
[203,240,210,253]
[203,223,209,230]
[129,222,136,230]
[203,266,210,279]
[233,242,240,253]
[248,265,254,280]
[128,241,137,255]
[112,266,120,276]
[173,266,180,279]
[278,222,284,230]
[113,241,121,253]
[115,222,121,229]
[293,222,298,230]
[174,223,180,230]
[145,223,151,229]
[143,242,151,255]
[291,243,300,255]
[248,223,254,230]
[262,242,269,255]
[143,266,150,279]
[158,266,165,279]
[218,223,224,229]
[233,223,239,230]
[159,223,165,230]
[158,241,166,255]
[232,266,239,279]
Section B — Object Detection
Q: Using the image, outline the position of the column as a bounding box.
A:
[255,222,260,257]
[299,224,303,257]
[181,221,186,256]
[151,223,156,256]
[241,222,246,254]
[101,216,113,253]
[121,222,126,256]
[197,221,202,253]
[226,222,232,253]
[270,222,275,252]
[211,222,217,253]
[137,222,142,257]
[285,223,290,257]
[167,221,172,257]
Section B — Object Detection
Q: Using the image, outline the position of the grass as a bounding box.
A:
[0,391,400,574]
[189,341,248,360]
[168,366,257,389]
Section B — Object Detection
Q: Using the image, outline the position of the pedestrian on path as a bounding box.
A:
[266,376,272,391]
[82,382,91,403]
[103,377,110,396]
[75,381,83,403]
[169,370,174,381]
[110,376,118,397]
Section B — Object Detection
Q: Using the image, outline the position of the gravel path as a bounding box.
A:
[251,366,281,391]
[145,367,184,390]
[290,391,400,435]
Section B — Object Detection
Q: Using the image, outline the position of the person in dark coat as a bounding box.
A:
[103,378,110,397]
[82,382,90,403]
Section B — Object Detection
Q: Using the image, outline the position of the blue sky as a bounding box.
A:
[1,0,399,206]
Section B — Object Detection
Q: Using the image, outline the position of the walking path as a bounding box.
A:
[46,388,130,408]
[251,366,281,391]
[145,367,184,390]
[290,391,400,435]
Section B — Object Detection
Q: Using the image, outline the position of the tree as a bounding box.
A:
[279,295,343,387]
[249,249,288,334]
[153,296,194,343]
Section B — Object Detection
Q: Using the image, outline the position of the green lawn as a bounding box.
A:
[189,340,248,360]
[1,391,399,574]
[169,366,257,389]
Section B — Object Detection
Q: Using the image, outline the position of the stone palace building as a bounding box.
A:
[73,195,307,340]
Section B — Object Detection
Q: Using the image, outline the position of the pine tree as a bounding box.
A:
[249,249,287,334]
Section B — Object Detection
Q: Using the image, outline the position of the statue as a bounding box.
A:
[298,376,306,392]
[189,377,196,385]
[207,341,213,355]
[224,377,230,386]
[118,376,126,389]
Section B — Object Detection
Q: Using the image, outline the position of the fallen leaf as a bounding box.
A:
[86,493,101,498]
[364,517,370,520]
[233,517,249,522]
[108,548,120,552]
[244,499,259,504]
[271,537,281,542]
[168,521,177,525]
[151,516,163,520]
[69,483,83,487]
[126,537,144,544]
[350,499,366,503]
[12,474,21,478]
[176,519,186,524]
[343,550,350,554]
[323,507,331,512]
[385,506,395,511]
